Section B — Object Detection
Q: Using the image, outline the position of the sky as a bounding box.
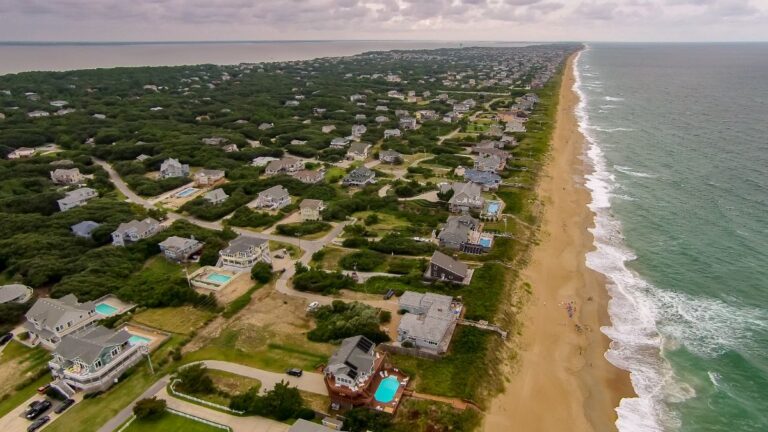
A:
[0,0,767,42]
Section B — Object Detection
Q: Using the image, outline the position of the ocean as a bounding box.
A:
[0,40,530,75]
[575,44,768,431]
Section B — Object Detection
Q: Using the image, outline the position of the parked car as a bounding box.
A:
[286,368,303,377]
[54,398,75,414]
[0,333,12,345]
[25,400,51,420]
[36,384,50,394]
[27,416,50,432]
[306,301,320,312]
[383,289,395,300]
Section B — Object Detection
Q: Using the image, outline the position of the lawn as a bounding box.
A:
[182,331,331,373]
[351,211,411,234]
[269,240,303,259]
[324,167,346,183]
[132,306,214,335]
[0,341,51,417]
[124,411,222,432]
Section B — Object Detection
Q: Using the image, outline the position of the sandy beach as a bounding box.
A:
[483,53,635,432]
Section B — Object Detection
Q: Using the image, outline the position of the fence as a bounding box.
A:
[169,380,245,415]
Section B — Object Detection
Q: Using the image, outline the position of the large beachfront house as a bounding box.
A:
[57,187,98,212]
[253,185,291,210]
[159,158,189,179]
[23,294,98,349]
[158,236,204,262]
[265,157,304,176]
[342,167,376,187]
[324,336,384,408]
[48,326,146,395]
[111,218,162,246]
[217,235,271,271]
[397,292,460,354]
[424,251,473,285]
[437,214,487,254]
[194,169,225,186]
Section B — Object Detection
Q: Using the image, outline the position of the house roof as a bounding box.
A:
[430,251,468,277]
[71,220,100,236]
[258,185,289,199]
[159,236,201,251]
[399,312,453,344]
[196,169,225,178]
[300,199,324,210]
[58,187,97,205]
[348,142,371,155]
[293,170,323,182]
[25,294,94,332]
[464,169,501,186]
[438,215,477,245]
[0,284,31,304]
[54,326,132,365]
[221,235,267,254]
[344,167,375,182]
[113,218,159,236]
[380,150,402,159]
[205,188,228,201]
[326,335,376,380]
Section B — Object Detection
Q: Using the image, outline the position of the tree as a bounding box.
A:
[250,262,273,283]
[230,381,305,421]
[364,213,380,225]
[343,407,393,432]
[133,397,166,420]
[174,364,215,395]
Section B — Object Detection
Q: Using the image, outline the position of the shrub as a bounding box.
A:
[379,310,392,324]
[174,364,215,395]
[364,213,380,225]
[308,301,390,343]
[293,270,354,295]
[133,397,167,419]
[339,250,382,272]
[250,262,273,283]
[275,221,330,237]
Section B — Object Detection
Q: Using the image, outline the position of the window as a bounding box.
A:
[94,359,102,369]
[111,347,120,357]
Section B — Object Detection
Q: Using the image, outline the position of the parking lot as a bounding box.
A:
[0,391,80,432]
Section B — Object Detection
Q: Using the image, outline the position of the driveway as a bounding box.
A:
[0,392,83,432]
[191,360,327,395]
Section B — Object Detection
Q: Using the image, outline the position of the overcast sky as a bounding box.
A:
[0,0,767,42]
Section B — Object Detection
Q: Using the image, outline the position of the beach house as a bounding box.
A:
[204,188,228,205]
[379,150,403,164]
[324,336,384,408]
[7,147,36,159]
[464,169,502,190]
[50,168,84,185]
[346,142,372,161]
[383,129,401,139]
[265,157,304,176]
[443,182,484,213]
[23,294,99,349]
[70,221,100,239]
[437,214,487,253]
[111,218,162,246]
[342,167,376,187]
[217,235,271,271]
[253,185,291,210]
[57,187,98,211]
[0,284,33,304]
[299,199,325,221]
[158,236,204,262]
[397,292,460,354]
[424,251,472,285]
[48,326,146,394]
[292,169,324,184]
[160,158,189,179]
[194,169,225,186]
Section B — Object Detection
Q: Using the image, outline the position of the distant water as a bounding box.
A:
[0,40,529,75]
[575,44,768,431]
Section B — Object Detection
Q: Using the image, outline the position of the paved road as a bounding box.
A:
[158,387,288,432]
[96,377,170,432]
[191,360,327,395]
[94,159,153,209]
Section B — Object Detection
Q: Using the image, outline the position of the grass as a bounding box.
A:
[124,411,223,432]
[269,240,303,259]
[351,210,411,233]
[182,331,330,373]
[208,369,261,395]
[222,283,265,318]
[44,335,186,432]
[391,399,481,432]
[132,306,214,334]
[0,341,51,417]
[324,167,346,183]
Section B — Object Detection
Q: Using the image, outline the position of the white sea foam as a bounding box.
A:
[605,96,625,101]
[592,126,636,133]
[574,48,768,432]
[614,165,657,178]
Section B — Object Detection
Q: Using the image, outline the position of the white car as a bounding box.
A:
[306,301,320,312]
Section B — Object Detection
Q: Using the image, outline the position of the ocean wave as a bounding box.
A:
[600,104,618,109]
[591,126,636,133]
[574,49,768,432]
[614,165,657,178]
[605,96,625,101]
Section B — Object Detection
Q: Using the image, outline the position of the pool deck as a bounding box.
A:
[119,323,169,352]
[94,294,136,316]
[188,266,252,304]
[370,369,409,414]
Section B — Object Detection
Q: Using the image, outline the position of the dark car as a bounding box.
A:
[27,416,50,432]
[286,368,303,377]
[0,332,12,345]
[25,400,51,420]
[54,398,75,414]
[383,289,395,300]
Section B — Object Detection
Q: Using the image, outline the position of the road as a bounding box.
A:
[96,377,170,432]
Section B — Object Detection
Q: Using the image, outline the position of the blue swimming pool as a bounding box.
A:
[176,187,198,198]
[479,237,492,248]
[129,335,151,346]
[374,376,400,404]
[206,273,232,284]
[487,202,500,214]
[95,303,118,316]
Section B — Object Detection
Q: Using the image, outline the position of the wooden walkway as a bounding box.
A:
[458,319,508,339]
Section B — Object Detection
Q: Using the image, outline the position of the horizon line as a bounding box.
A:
[0,39,766,46]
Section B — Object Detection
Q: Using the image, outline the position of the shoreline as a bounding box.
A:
[483,52,635,432]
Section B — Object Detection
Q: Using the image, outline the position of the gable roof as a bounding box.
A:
[326,335,376,379]
[430,251,468,277]
[54,326,132,364]
[25,294,94,331]
[71,220,100,236]
[221,235,267,255]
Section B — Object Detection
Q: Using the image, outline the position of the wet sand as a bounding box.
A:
[483,53,635,432]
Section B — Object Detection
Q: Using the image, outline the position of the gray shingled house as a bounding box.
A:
[111,218,162,246]
[424,251,472,285]
[23,294,98,348]
[217,235,271,271]
[158,236,204,262]
[70,221,101,239]
[342,167,375,187]
[57,187,98,212]
[397,292,459,354]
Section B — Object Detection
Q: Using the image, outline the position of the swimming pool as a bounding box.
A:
[374,376,400,404]
[95,303,119,316]
[479,237,493,248]
[129,335,151,346]
[176,187,198,198]
[486,202,500,215]
[206,273,232,284]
